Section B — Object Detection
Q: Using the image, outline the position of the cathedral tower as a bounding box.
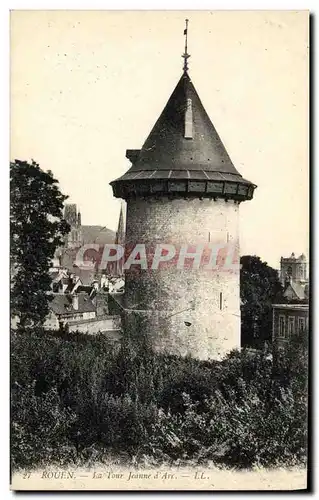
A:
[110,23,256,359]
[64,204,83,248]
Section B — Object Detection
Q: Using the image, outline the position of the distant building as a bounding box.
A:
[43,291,120,337]
[280,251,309,302]
[44,292,97,330]
[283,281,309,301]
[63,203,115,249]
[52,203,116,278]
[273,251,309,349]
[272,303,308,349]
[64,204,83,248]
[280,252,308,288]
[49,269,83,294]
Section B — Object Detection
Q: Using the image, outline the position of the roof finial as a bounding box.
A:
[182,19,190,73]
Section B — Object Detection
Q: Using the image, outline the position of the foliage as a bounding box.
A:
[10,159,70,327]
[240,255,284,348]
[11,382,77,469]
[11,329,307,470]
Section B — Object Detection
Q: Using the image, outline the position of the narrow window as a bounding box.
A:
[298,317,305,333]
[184,98,193,139]
[279,315,286,337]
[288,316,295,336]
[219,292,223,310]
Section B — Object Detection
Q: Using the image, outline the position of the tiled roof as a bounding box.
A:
[284,282,308,300]
[81,226,115,245]
[49,293,96,315]
[49,270,59,281]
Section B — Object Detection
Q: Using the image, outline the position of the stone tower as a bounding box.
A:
[110,33,256,359]
[113,203,126,277]
[64,204,83,248]
[280,252,308,287]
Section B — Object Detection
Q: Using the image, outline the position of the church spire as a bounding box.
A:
[182,19,190,73]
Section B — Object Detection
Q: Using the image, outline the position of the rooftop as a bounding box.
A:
[49,292,96,315]
[284,282,309,301]
[111,70,256,201]
[272,303,309,311]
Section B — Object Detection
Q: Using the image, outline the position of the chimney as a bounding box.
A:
[72,295,79,311]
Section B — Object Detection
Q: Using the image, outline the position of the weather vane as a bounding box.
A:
[182,19,190,73]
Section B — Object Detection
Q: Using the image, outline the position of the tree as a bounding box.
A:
[240,255,284,348]
[274,326,308,396]
[10,160,70,328]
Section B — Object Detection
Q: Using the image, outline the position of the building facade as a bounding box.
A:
[44,292,97,328]
[110,46,256,359]
[273,252,309,350]
[272,303,308,349]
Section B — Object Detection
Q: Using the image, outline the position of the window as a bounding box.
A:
[219,292,223,310]
[298,317,306,333]
[288,316,295,336]
[184,98,193,139]
[279,315,286,338]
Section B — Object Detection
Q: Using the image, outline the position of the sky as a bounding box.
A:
[10,10,309,269]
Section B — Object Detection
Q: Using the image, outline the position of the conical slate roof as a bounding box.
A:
[130,71,238,174]
[111,71,256,202]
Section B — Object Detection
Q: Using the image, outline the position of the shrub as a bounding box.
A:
[11,381,77,469]
[10,328,307,470]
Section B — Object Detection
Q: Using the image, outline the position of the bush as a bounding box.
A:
[10,329,307,470]
[11,381,77,469]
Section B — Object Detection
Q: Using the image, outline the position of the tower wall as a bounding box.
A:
[64,204,83,248]
[123,197,240,360]
[280,256,307,285]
